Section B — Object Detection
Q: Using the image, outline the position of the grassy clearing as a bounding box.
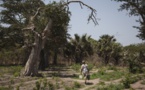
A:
[32,78,83,90]
[87,82,124,90]
[91,71,124,81]
[96,83,124,90]
[71,65,127,81]
[0,65,22,77]
[90,66,125,81]
[71,64,81,72]
[0,87,13,90]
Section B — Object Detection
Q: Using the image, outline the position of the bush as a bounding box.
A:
[0,87,13,90]
[96,83,124,90]
[88,63,94,71]
[73,81,81,88]
[125,53,143,74]
[35,81,41,90]
[121,74,142,88]
[122,74,131,88]
[92,68,124,81]
[71,64,81,72]
[107,65,117,71]
[48,82,54,90]
[128,58,143,74]
[0,65,22,76]
[0,48,26,65]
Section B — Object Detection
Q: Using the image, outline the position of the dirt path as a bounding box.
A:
[79,78,100,90]
[130,80,145,90]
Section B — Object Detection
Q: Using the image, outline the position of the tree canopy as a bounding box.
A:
[113,0,145,40]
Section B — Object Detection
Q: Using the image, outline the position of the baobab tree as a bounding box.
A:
[0,0,98,76]
[22,0,98,76]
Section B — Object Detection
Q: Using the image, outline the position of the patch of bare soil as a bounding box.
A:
[130,79,145,90]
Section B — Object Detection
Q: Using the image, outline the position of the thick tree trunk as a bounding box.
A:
[39,49,49,70]
[53,48,58,65]
[104,55,109,65]
[23,35,42,76]
[23,19,52,76]
[22,48,31,66]
[44,50,49,68]
[114,57,119,65]
[75,53,83,64]
[39,49,45,71]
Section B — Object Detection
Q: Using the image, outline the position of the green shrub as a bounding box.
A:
[73,81,81,88]
[91,73,98,79]
[0,48,25,65]
[48,82,54,90]
[65,86,71,90]
[98,68,106,75]
[121,74,142,88]
[55,82,60,89]
[0,87,13,90]
[122,74,131,88]
[92,69,124,81]
[43,78,47,88]
[98,81,105,86]
[34,78,56,90]
[35,81,41,90]
[16,85,20,90]
[71,64,81,72]
[14,72,20,77]
[88,63,94,71]
[107,65,117,71]
[128,59,143,73]
[96,83,124,90]
[0,65,22,75]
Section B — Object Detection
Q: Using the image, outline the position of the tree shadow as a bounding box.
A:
[41,65,78,78]
[45,72,78,78]
[85,82,93,85]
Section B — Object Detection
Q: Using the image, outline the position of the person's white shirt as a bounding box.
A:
[81,64,88,74]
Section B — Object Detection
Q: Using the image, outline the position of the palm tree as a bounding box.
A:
[64,34,94,64]
[97,34,122,65]
[111,43,123,65]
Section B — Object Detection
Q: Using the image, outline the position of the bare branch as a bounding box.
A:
[42,19,52,38]
[33,7,41,18]
[63,0,98,25]
[22,7,41,37]
[42,19,52,49]
[79,3,83,9]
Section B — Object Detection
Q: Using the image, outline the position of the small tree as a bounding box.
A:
[97,35,122,65]
[64,34,94,63]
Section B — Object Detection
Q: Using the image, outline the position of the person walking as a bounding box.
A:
[80,61,90,84]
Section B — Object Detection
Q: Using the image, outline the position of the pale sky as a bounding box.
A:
[44,0,144,46]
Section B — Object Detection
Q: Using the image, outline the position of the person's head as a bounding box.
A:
[82,60,85,64]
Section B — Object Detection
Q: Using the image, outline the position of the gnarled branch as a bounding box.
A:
[41,19,52,49]
[22,7,41,37]
[63,0,98,25]
[22,7,42,48]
